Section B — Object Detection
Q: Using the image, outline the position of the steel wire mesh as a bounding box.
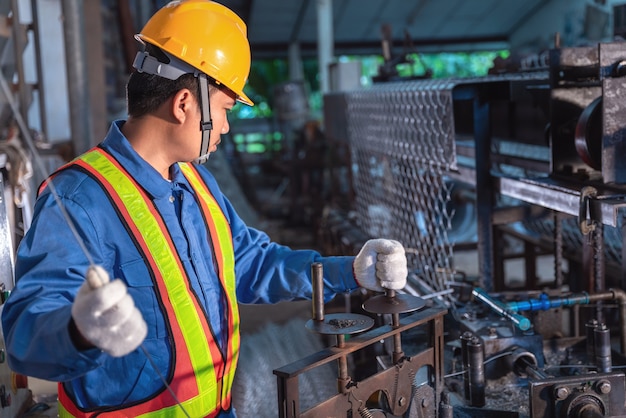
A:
[341,80,459,296]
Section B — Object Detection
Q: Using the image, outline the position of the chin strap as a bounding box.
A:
[197,74,213,164]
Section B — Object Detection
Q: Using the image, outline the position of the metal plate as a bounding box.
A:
[362,294,426,314]
[305,313,374,335]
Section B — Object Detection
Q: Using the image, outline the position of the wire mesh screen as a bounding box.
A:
[336,80,460,294]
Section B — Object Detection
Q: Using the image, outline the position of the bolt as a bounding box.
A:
[597,380,612,394]
[398,396,406,407]
[554,386,570,401]
[421,397,429,408]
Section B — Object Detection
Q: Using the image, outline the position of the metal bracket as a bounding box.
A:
[579,186,598,235]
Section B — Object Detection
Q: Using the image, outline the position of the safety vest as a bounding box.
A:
[51,147,240,417]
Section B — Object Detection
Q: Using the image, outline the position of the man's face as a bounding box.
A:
[206,86,237,153]
[186,85,237,163]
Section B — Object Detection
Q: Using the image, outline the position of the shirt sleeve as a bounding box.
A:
[218,195,360,304]
[1,187,106,381]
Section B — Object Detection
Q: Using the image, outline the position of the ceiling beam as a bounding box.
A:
[250,34,510,59]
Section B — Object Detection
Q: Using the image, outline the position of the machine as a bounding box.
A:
[273,40,626,417]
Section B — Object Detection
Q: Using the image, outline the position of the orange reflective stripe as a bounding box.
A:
[180,163,240,409]
[56,149,238,417]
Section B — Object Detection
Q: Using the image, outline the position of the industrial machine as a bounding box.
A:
[273,40,626,417]
[0,173,32,417]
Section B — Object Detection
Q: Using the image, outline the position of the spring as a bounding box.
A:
[358,406,374,418]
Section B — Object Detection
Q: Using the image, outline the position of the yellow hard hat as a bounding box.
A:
[135,0,253,106]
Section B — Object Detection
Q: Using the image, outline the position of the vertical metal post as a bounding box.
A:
[311,262,325,322]
[622,216,626,290]
[288,43,304,82]
[0,175,15,291]
[473,93,494,291]
[467,337,485,407]
[316,0,333,94]
[593,224,605,324]
[335,334,349,393]
[61,0,93,154]
[554,211,564,288]
[10,0,29,122]
[433,314,445,414]
[594,323,612,373]
[460,331,473,401]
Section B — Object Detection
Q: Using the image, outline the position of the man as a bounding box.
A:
[1,1,407,416]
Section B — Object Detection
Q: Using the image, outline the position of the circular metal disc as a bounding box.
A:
[362,293,426,314]
[305,313,375,335]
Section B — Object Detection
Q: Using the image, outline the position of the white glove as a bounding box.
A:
[353,239,408,292]
[71,265,147,357]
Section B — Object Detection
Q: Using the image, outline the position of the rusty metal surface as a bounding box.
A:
[274,306,447,418]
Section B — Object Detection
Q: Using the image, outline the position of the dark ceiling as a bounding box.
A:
[219,0,554,59]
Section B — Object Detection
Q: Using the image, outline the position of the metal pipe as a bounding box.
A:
[316,0,333,94]
[439,392,453,418]
[336,334,349,393]
[506,292,592,312]
[594,323,612,373]
[585,319,598,362]
[61,0,93,154]
[467,337,485,407]
[460,331,473,401]
[311,262,324,321]
[387,289,404,363]
[590,289,626,354]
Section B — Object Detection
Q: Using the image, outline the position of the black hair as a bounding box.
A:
[126,71,200,117]
[125,44,216,118]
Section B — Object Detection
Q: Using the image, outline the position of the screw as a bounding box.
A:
[554,386,570,401]
[597,380,612,394]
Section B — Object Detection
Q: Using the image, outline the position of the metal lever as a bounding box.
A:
[471,288,531,331]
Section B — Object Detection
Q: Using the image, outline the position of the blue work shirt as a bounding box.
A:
[1,120,358,416]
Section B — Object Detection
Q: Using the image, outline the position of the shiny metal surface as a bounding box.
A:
[0,175,14,292]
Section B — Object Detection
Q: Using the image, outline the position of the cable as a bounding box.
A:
[444,350,514,379]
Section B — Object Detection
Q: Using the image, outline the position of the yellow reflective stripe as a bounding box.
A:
[58,401,207,418]
[179,163,240,398]
[79,151,218,410]
[57,403,71,418]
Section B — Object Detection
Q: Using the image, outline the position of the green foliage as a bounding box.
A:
[231,50,510,122]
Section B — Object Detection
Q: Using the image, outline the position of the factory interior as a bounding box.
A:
[5,0,626,417]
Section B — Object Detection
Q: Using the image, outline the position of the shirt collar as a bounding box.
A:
[99,120,192,199]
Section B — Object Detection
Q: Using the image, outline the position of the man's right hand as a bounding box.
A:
[71,265,147,357]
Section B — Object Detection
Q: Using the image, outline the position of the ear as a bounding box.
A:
[171,88,196,124]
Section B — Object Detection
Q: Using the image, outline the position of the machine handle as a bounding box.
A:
[472,288,531,331]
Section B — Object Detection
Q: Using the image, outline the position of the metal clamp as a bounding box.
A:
[579,186,598,235]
